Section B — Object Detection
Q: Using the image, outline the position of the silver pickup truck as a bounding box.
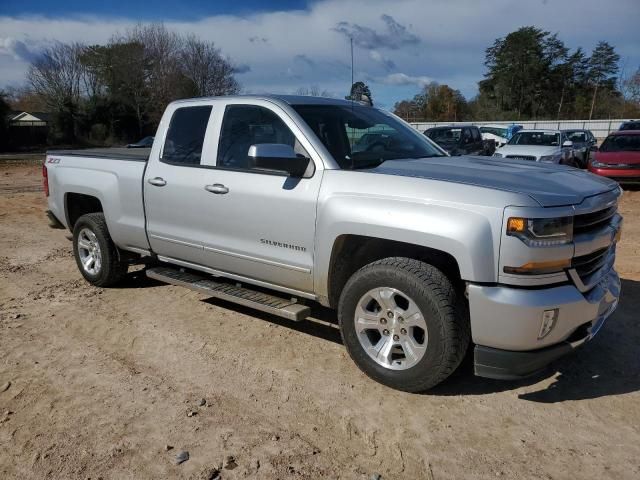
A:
[44,95,623,392]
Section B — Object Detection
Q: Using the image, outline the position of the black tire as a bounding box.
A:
[338,257,470,392]
[72,213,128,287]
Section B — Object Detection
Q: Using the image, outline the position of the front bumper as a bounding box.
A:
[589,166,640,183]
[468,268,620,380]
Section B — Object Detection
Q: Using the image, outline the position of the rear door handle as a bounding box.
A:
[148,177,167,187]
[205,184,229,194]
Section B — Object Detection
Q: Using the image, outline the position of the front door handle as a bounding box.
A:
[205,184,229,194]
[148,177,167,187]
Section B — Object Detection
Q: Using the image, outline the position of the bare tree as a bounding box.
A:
[180,35,239,96]
[294,85,330,97]
[27,42,84,111]
[27,42,85,140]
[118,24,184,122]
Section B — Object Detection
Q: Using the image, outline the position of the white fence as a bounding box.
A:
[410,119,630,140]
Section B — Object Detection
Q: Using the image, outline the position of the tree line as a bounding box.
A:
[394,26,640,122]
[5,23,240,145]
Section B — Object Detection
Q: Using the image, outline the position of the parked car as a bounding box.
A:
[44,95,622,392]
[352,131,400,154]
[493,129,579,167]
[619,120,640,131]
[424,125,488,156]
[589,130,640,184]
[479,124,523,148]
[127,136,155,148]
[562,129,597,168]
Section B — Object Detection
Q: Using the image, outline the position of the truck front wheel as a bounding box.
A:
[338,257,470,392]
[72,213,128,287]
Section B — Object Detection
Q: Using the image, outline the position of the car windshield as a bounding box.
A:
[480,126,508,137]
[427,128,462,143]
[292,104,445,169]
[620,122,640,131]
[599,134,640,152]
[565,131,586,142]
[509,131,560,146]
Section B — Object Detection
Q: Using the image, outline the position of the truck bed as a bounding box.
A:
[47,147,150,162]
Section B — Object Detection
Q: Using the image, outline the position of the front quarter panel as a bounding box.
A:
[314,170,526,299]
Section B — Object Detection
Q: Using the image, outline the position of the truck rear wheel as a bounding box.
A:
[72,213,128,287]
[338,257,470,392]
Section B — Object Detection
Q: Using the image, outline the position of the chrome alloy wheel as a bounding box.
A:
[354,287,429,370]
[77,228,102,276]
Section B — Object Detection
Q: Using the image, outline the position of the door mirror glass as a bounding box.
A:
[248,143,310,177]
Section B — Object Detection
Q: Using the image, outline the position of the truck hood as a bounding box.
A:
[496,145,559,158]
[370,156,618,207]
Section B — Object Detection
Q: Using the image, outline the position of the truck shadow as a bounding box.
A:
[202,298,343,345]
[111,268,166,289]
[197,278,640,403]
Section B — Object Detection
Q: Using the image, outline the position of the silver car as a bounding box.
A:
[494,129,579,167]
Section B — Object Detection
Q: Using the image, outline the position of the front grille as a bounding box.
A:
[573,205,617,235]
[596,163,640,169]
[572,247,609,278]
[506,155,536,161]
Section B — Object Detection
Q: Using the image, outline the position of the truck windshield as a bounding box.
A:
[509,132,560,146]
[292,104,445,169]
[426,128,462,143]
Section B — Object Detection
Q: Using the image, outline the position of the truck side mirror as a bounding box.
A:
[562,140,573,148]
[248,144,310,177]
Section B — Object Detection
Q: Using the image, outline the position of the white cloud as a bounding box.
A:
[378,73,432,87]
[369,50,395,71]
[0,37,41,62]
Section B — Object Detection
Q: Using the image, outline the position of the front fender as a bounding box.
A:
[314,193,503,300]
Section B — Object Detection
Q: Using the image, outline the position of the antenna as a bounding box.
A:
[350,36,354,91]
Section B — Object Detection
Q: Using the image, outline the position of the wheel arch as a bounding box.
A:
[65,192,104,231]
[324,234,463,309]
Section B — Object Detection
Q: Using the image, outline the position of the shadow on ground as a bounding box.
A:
[137,267,639,402]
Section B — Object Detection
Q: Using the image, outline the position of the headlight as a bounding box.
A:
[506,216,573,247]
[493,152,503,158]
[539,154,560,163]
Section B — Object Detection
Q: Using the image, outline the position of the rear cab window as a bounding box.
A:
[161,106,213,165]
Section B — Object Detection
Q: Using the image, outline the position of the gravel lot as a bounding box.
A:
[1,158,639,479]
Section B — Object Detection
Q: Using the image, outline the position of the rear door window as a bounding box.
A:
[161,106,213,165]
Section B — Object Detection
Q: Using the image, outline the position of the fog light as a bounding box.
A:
[539,309,558,339]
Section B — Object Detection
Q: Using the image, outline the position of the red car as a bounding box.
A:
[589,130,640,183]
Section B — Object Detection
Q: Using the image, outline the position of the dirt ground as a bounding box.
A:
[1,158,638,480]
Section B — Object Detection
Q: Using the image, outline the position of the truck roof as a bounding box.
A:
[170,94,360,107]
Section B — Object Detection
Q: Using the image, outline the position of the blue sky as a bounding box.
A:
[0,0,310,19]
[1,0,639,108]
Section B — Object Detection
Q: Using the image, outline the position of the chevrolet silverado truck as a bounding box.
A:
[44,95,622,392]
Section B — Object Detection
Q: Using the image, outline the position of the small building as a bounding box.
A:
[6,111,50,148]
[8,111,51,127]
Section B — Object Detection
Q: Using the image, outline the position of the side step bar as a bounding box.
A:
[146,266,310,321]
